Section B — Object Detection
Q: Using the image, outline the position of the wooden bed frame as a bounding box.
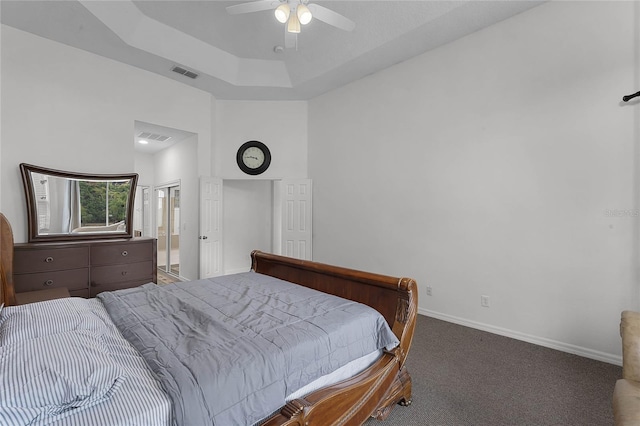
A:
[1,213,16,307]
[0,212,418,425]
[253,250,418,425]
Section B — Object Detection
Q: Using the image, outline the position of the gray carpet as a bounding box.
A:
[365,315,621,426]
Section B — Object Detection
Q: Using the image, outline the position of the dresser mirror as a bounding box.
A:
[20,163,138,242]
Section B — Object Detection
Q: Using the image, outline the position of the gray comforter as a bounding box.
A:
[98,271,399,426]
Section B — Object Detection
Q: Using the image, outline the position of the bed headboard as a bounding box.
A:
[250,250,418,367]
[1,213,16,306]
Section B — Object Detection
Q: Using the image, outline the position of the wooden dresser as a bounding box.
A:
[13,238,157,299]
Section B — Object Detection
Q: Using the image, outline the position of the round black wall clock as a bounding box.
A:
[236,140,271,175]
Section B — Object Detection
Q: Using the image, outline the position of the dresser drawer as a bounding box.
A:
[90,279,151,298]
[14,268,89,292]
[91,261,154,286]
[14,246,89,273]
[91,241,153,265]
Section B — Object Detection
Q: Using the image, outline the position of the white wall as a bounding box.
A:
[1,25,214,242]
[0,17,3,210]
[154,135,199,281]
[133,152,155,240]
[215,100,307,179]
[134,152,155,188]
[309,1,639,363]
[0,26,312,280]
[215,100,308,270]
[223,180,273,273]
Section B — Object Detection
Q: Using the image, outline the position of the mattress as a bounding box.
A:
[98,272,399,426]
[0,273,397,425]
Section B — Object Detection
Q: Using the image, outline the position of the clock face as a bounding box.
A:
[242,146,265,169]
[236,141,271,175]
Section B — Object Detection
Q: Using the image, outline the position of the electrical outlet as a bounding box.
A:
[426,286,432,296]
[481,295,490,307]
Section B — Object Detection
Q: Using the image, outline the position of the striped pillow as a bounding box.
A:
[0,298,108,346]
[0,330,126,424]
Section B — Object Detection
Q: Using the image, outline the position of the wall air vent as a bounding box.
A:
[172,66,198,79]
[138,132,172,142]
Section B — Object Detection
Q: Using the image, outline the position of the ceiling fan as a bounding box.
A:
[227,0,355,47]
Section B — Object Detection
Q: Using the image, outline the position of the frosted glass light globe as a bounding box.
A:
[274,4,290,23]
[297,4,312,25]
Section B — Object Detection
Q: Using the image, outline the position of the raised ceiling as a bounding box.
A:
[1,0,544,101]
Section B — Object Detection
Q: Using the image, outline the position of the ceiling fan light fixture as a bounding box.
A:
[274,4,290,24]
[287,11,301,33]
[296,4,312,25]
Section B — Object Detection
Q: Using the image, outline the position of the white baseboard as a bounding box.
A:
[419,307,622,366]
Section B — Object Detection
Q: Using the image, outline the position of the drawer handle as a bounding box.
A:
[121,251,128,257]
[121,271,128,276]
[44,279,54,287]
[45,257,54,263]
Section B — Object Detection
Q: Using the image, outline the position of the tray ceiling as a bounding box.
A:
[1,1,544,100]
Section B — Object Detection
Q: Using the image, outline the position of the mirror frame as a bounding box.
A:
[20,163,138,242]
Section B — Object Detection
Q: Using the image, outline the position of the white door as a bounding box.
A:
[199,177,223,278]
[273,179,312,260]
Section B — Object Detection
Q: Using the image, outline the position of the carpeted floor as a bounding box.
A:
[365,315,621,426]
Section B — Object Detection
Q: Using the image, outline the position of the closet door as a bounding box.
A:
[199,177,223,278]
[273,179,312,260]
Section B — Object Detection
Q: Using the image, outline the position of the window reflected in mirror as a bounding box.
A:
[20,163,138,242]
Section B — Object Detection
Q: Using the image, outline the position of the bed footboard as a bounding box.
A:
[251,251,418,424]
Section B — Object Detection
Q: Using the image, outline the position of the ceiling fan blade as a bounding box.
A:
[226,0,279,15]
[307,4,355,32]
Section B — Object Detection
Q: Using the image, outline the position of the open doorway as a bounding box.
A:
[133,120,197,283]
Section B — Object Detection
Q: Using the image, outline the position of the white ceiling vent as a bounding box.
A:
[138,132,172,142]
[172,66,198,79]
